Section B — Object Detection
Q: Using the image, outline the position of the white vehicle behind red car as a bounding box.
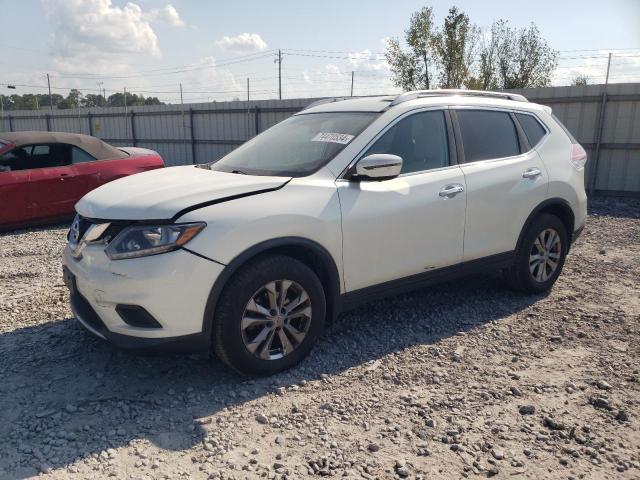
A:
[62,90,587,375]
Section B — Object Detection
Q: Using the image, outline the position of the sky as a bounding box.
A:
[0,0,639,104]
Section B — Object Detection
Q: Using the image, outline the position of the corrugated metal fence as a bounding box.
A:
[508,83,640,195]
[2,84,639,195]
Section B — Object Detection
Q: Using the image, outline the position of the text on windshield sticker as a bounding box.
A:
[311,132,355,144]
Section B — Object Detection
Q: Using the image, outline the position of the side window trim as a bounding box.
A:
[339,107,456,180]
[513,110,551,149]
[450,106,526,164]
[22,142,74,170]
[71,146,98,164]
[509,112,530,152]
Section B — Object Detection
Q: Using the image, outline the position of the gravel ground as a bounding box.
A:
[0,198,638,480]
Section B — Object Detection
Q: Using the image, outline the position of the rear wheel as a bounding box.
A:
[505,213,568,293]
[212,254,326,375]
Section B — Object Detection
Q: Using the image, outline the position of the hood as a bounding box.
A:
[76,165,290,220]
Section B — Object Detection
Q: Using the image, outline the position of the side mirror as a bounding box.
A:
[351,154,403,181]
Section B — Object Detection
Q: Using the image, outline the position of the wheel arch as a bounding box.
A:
[202,237,342,340]
[516,198,575,253]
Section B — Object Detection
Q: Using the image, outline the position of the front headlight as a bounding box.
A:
[105,223,206,260]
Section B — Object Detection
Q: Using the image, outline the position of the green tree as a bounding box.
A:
[82,94,106,108]
[571,75,589,86]
[434,7,477,88]
[495,22,558,89]
[465,20,501,90]
[387,7,558,92]
[386,6,439,90]
[58,89,83,109]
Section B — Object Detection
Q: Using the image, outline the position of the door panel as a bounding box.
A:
[0,146,32,225]
[0,170,30,225]
[338,167,467,292]
[452,108,549,261]
[460,151,547,260]
[27,164,83,221]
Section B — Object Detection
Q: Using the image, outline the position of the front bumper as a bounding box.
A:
[571,225,585,244]
[62,244,224,351]
[69,287,210,351]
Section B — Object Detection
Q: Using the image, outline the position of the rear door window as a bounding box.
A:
[456,110,521,162]
[516,113,547,147]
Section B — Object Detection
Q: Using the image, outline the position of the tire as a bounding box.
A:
[505,213,569,293]
[212,254,326,375]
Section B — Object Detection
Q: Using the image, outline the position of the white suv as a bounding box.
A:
[62,90,588,374]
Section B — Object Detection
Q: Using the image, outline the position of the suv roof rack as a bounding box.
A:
[389,89,528,107]
[303,97,352,110]
[303,95,397,111]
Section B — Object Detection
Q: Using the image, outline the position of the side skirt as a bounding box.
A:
[339,251,515,312]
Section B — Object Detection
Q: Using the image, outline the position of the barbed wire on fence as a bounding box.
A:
[0,48,639,108]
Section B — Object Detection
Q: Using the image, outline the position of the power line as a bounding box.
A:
[50,52,276,80]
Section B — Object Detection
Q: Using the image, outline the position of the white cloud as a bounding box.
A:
[145,4,185,28]
[177,56,244,103]
[215,33,268,54]
[43,0,167,75]
[346,49,389,73]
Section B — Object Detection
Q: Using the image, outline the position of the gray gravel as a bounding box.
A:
[0,197,638,479]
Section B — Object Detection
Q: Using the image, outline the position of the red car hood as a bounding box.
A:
[75,165,290,220]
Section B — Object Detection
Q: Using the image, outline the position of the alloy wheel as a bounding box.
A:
[241,280,312,360]
[529,228,562,282]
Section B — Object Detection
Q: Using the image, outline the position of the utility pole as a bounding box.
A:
[180,83,187,162]
[277,49,282,100]
[246,78,250,140]
[351,71,354,97]
[590,52,613,195]
[123,87,127,114]
[97,81,104,106]
[46,73,53,113]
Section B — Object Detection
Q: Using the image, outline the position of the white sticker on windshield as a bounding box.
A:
[311,132,355,144]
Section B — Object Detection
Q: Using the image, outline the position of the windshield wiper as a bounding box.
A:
[230,169,248,175]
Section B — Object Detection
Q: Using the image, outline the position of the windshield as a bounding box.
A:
[209,112,378,177]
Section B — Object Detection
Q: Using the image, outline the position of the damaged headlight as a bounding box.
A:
[105,223,206,260]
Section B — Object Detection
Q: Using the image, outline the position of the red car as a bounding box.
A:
[0,132,164,230]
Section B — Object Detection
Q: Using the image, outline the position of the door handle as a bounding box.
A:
[438,184,464,198]
[522,167,542,179]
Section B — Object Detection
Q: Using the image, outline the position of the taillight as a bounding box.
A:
[569,144,587,170]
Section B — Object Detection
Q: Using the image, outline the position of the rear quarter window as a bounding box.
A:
[516,113,547,147]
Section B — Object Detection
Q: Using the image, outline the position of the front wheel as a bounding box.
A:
[505,213,569,293]
[212,254,326,375]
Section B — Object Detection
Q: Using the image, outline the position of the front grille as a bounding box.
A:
[68,214,131,246]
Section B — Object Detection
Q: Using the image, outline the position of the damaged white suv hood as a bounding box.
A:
[75,165,290,220]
